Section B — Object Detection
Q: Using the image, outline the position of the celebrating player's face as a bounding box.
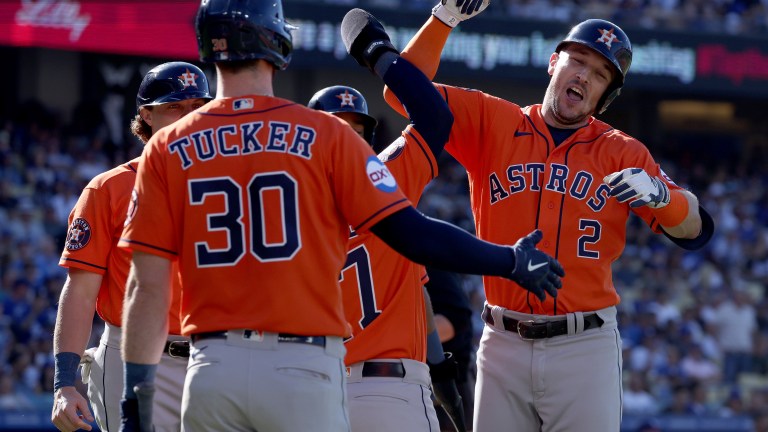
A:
[334,112,367,139]
[543,45,614,127]
[143,98,209,134]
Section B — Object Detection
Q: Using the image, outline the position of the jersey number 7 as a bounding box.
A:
[340,245,381,330]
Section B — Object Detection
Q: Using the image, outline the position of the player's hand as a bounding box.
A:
[341,9,398,74]
[51,387,94,431]
[507,230,564,301]
[429,353,467,432]
[119,382,155,432]
[432,0,491,28]
[603,168,670,209]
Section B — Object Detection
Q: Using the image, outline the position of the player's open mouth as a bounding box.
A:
[566,87,583,102]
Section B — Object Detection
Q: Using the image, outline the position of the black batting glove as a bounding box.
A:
[507,230,565,301]
[341,9,399,74]
[429,353,467,432]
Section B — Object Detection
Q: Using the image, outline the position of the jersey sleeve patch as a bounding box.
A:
[124,189,138,227]
[65,218,92,251]
[378,137,406,163]
[366,155,398,193]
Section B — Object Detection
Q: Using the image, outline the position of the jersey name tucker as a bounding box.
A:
[488,162,610,212]
[169,121,317,169]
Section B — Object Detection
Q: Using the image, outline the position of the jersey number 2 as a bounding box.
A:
[189,172,300,267]
[577,219,601,259]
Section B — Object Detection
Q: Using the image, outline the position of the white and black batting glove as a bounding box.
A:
[507,230,565,301]
[604,168,670,209]
[432,0,491,28]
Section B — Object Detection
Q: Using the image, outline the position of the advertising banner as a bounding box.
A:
[1,1,767,96]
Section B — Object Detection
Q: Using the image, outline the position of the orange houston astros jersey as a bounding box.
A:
[342,125,438,365]
[59,159,183,334]
[119,96,411,337]
[434,84,684,314]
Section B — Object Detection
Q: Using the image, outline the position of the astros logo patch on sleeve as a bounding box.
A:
[366,155,397,192]
[65,218,92,250]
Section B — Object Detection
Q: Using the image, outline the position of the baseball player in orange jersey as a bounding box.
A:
[50,62,212,432]
[309,44,463,432]
[383,2,715,431]
[116,1,564,431]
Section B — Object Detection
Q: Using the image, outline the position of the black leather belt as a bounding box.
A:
[481,305,603,340]
[164,340,190,358]
[191,331,326,348]
[362,361,405,378]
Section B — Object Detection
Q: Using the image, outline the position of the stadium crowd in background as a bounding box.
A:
[318,0,768,35]
[0,98,766,429]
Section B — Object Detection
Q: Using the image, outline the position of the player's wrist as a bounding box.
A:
[651,189,688,227]
[123,362,157,399]
[432,3,461,28]
[53,352,81,391]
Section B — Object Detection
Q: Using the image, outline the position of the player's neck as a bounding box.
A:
[215,65,275,99]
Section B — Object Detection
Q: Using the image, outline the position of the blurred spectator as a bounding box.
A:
[624,371,661,416]
[708,289,758,383]
[680,344,721,383]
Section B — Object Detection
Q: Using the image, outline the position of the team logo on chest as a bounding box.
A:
[65,218,92,251]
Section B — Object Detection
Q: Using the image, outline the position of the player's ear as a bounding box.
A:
[548,52,559,76]
[139,107,153,127]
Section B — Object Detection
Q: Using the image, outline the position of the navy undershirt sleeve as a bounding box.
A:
[381,57,453,159]
[370,206,515,276]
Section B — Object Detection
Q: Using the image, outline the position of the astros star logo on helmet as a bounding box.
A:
[596,28,621,49]
[178,69,199,89]
[336,89,358,107]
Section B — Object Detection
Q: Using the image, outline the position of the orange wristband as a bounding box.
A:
[652,190,689,227]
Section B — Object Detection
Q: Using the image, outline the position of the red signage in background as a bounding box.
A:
[697,44,768,85]
[0,0,200,59]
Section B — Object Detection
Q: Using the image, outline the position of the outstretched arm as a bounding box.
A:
[370,206,564,301]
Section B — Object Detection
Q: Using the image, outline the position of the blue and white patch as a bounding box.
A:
[659,167,677,186]
[233,98,254,111]
[65,218,92,251]
[379,137,405,163]
[366,155,397,193]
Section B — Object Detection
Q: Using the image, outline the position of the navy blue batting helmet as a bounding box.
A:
[135,62,212,111]
[195,0,294,70]
[308,85,378,145]
[556,19,632,114]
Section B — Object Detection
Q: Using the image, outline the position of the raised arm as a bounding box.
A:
[382,1,490,117]
[342,8,453,158]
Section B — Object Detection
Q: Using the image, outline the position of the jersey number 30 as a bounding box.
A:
[189,172,300,267]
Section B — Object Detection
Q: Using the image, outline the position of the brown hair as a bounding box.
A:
[129,108,153,144]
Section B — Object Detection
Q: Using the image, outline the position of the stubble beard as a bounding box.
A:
[547,90,590,127]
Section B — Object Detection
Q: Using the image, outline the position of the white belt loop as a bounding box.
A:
[566,313,576,335]
[490,305,506,333]
[574,311,585,333]
[346,362,364,384]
